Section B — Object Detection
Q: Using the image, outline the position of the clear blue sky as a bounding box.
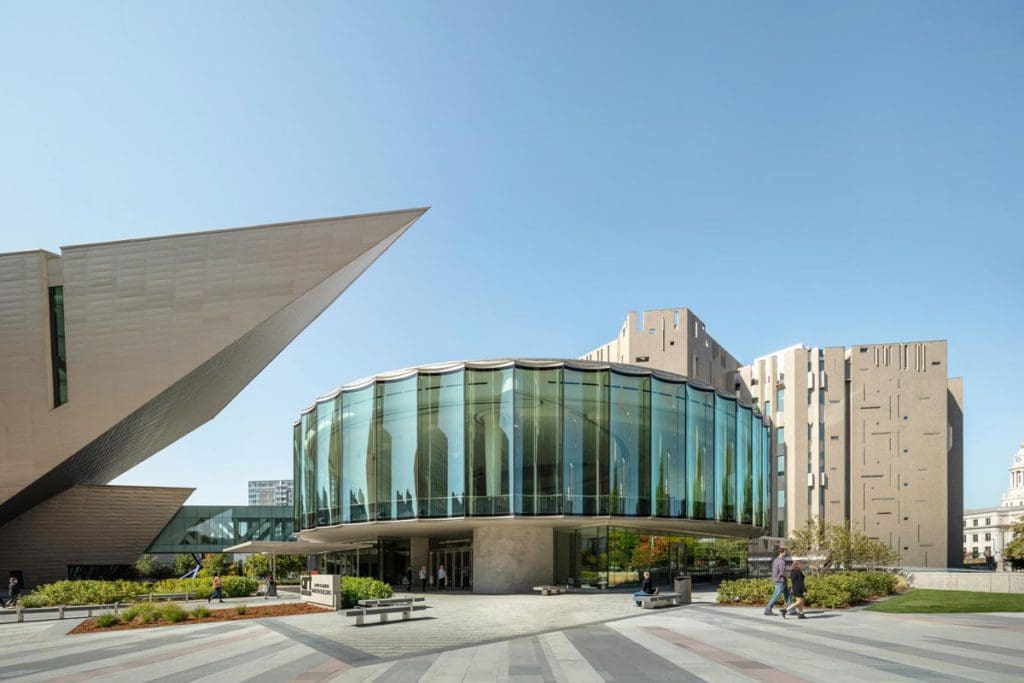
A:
[1,2,1021,509]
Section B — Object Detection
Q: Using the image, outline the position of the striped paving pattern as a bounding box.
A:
[2,605,1024,681]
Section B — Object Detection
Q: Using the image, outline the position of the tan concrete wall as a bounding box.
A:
[472,526,554,593]
[0,484,192,587]
[908,571,1024,593]
[849,341,951,567]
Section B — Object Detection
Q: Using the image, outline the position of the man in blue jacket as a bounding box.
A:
[764,547,790,616]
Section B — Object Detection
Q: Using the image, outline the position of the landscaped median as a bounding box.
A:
[20,577,259,607]
[34,575,395,633]
[70,602,331,634]
[716,571,906,608]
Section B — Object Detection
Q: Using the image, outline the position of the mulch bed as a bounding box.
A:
[70,603,332,634]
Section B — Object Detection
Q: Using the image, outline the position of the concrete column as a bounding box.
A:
[411,537,429,577]
[473,525,554,593]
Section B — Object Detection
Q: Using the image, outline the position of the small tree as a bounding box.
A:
[134,554,157,578]
[199,553,232,577]
[788,518,829,572]
[244,554,271,578]
[174,554,199,576]
[1002,518,1024,566]
[276,554,309,578]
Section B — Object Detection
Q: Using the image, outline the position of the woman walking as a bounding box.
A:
[783,561,806,619]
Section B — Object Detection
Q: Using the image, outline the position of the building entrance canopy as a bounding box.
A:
[223,540,373,555]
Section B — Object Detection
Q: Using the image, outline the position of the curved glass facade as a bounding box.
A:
[294,361,770,532]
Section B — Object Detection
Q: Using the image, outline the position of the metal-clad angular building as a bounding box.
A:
[0,208,426,585]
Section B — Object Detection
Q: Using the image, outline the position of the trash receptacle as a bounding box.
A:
[673,576,692,604]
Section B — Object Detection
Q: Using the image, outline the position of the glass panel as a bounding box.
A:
[762,423,771,527]
[651,378,686,518]
[686,385,714,520]
[465,368,513,515]
[378,377,418,520]
[514,367,563,515]
[300,411,316,529]
[315,397,341,526]
[563,369,609,515]
[342,384,375,523]
[609,372,650,516]
[715,395,737,521]
[737,405,753,524]
[292,422,302,529]
[417,371,465,517]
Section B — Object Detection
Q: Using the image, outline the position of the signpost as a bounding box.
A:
[300,574,341,609]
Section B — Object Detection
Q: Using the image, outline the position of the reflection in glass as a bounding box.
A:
[686,386,715,520]
[715,396,737,521]
[514,367,563,515]
[609,372,650,516]
[762,424,771,527]
[563,370,609,515]
[379,377,418,520]
[737,405,753,524]
[315,397,341,526]
[342,385,374,523]
[300,411,317,529]
[296,363,769,532]
[651,379,686,517]
[292,423,301,529]
[752,414,762,527]
[466,369,513,515]
[417,372,465,517]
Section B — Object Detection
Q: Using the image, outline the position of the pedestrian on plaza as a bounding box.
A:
[764,547,791,616]
[437,565,447,591]
[209,573,225,603]
[7,576,19,608]
[633,570,655,606]
[405,566,413,592]
[783,561,806,619]
[419,565,427,592]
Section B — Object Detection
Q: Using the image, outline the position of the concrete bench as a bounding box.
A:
[636,592,682,609]
[358,597,425,607]
[533,585,569,596]
[0,602,124,623]
[345,603,426,626]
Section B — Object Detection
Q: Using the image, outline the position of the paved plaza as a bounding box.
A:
[2,588,1024,681]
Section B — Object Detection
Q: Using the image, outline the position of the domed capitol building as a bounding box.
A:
[963,441,1024,566]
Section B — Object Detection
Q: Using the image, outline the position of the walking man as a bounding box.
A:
[209,574,225,603]
[419,565,427,592]
[764,547,790,616]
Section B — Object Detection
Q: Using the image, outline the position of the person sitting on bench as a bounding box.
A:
[633,571,655,606]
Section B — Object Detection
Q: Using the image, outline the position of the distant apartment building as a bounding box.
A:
[583,308,964,568]
[248,479,294,506]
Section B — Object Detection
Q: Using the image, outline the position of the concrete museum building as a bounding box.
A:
[0,208,428,586]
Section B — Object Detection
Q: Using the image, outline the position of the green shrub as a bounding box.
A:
[19,595,47,608]
[235,604,247,615]
[149,576,258,599]
[121,605,141,621]
[339,576,393,608]
[162,603,188,623]
[717,571,900,608]
[191,605,211,619]
[131,603,163,624]
[28,580,149,606]
[717,578,774,605]
[94,613,120,628]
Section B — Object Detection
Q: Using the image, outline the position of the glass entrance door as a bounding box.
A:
[429,545,472,591]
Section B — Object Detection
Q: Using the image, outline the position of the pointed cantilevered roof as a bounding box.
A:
[0,208,427,525]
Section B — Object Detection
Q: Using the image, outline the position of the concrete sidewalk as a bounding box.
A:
[2,589,1023,681]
